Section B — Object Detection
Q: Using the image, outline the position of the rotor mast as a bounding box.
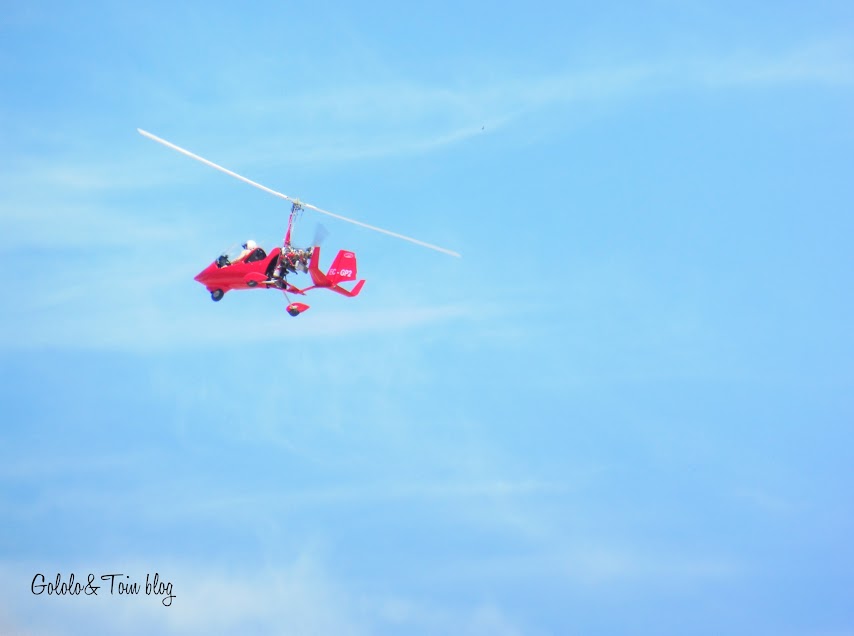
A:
[284,200,303,248]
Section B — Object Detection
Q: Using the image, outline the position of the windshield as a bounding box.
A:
[214,244,245,267]
[220,244,245,262]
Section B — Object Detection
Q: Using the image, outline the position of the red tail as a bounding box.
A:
[327,250,357,284]
[307,246,365,297]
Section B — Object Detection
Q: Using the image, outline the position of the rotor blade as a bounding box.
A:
[137,128,461,258]
[137,128,297,205]
[300,201,461,257]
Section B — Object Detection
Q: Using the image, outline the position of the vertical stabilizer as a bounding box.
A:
[327,250,357,284]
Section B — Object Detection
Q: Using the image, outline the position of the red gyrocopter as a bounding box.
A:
[138,129,460,316]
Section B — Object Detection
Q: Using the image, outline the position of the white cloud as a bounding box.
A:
[561,546,742,585]
[0,202,200,249]
[3,39,848,204]
[733,487,796,514]
[106,39,854,168]
[0,295,476,352]
[696,38,854,88]
[259,39,853,160]
[372,597,528,636]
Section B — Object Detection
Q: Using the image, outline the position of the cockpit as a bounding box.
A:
[215,244,268,268]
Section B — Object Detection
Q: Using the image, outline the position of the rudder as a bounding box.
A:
[327,250,357,284]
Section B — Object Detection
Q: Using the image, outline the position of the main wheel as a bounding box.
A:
[247,280,257,288]
[211,289,224,302]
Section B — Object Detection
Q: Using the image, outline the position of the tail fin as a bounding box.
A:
[306,246,365,297]
[327,250,357,284]
[330,279,365,298]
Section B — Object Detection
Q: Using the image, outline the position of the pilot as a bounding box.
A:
[235,240,259,263]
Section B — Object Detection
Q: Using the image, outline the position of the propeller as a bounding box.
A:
[312,223,329,247]
[138,129,461,258]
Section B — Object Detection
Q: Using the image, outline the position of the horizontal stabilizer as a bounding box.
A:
[330,279,365,298]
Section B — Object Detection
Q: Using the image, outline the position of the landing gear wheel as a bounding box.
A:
[211,289,224,302]
[286,302,308,316]
[247,280,258,288]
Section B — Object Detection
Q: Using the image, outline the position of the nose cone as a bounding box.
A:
[194,262,218,285]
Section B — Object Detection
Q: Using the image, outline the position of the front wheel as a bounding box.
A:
[211,289,224,302]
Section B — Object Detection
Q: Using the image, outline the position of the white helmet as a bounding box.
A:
[243,239,257,250]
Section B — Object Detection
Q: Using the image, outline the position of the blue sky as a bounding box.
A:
[2,1,853,634]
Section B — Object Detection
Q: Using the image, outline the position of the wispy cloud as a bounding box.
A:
[0,202,200,248]
[733,487,796,514]
[127,38,854,166]
[560,546,743,585]
[0,290,477,352]
[164,479,573,520]
[1,473,572,522]
[696,38,854,87]
[433,545,744,592]
[3,38,850,194]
